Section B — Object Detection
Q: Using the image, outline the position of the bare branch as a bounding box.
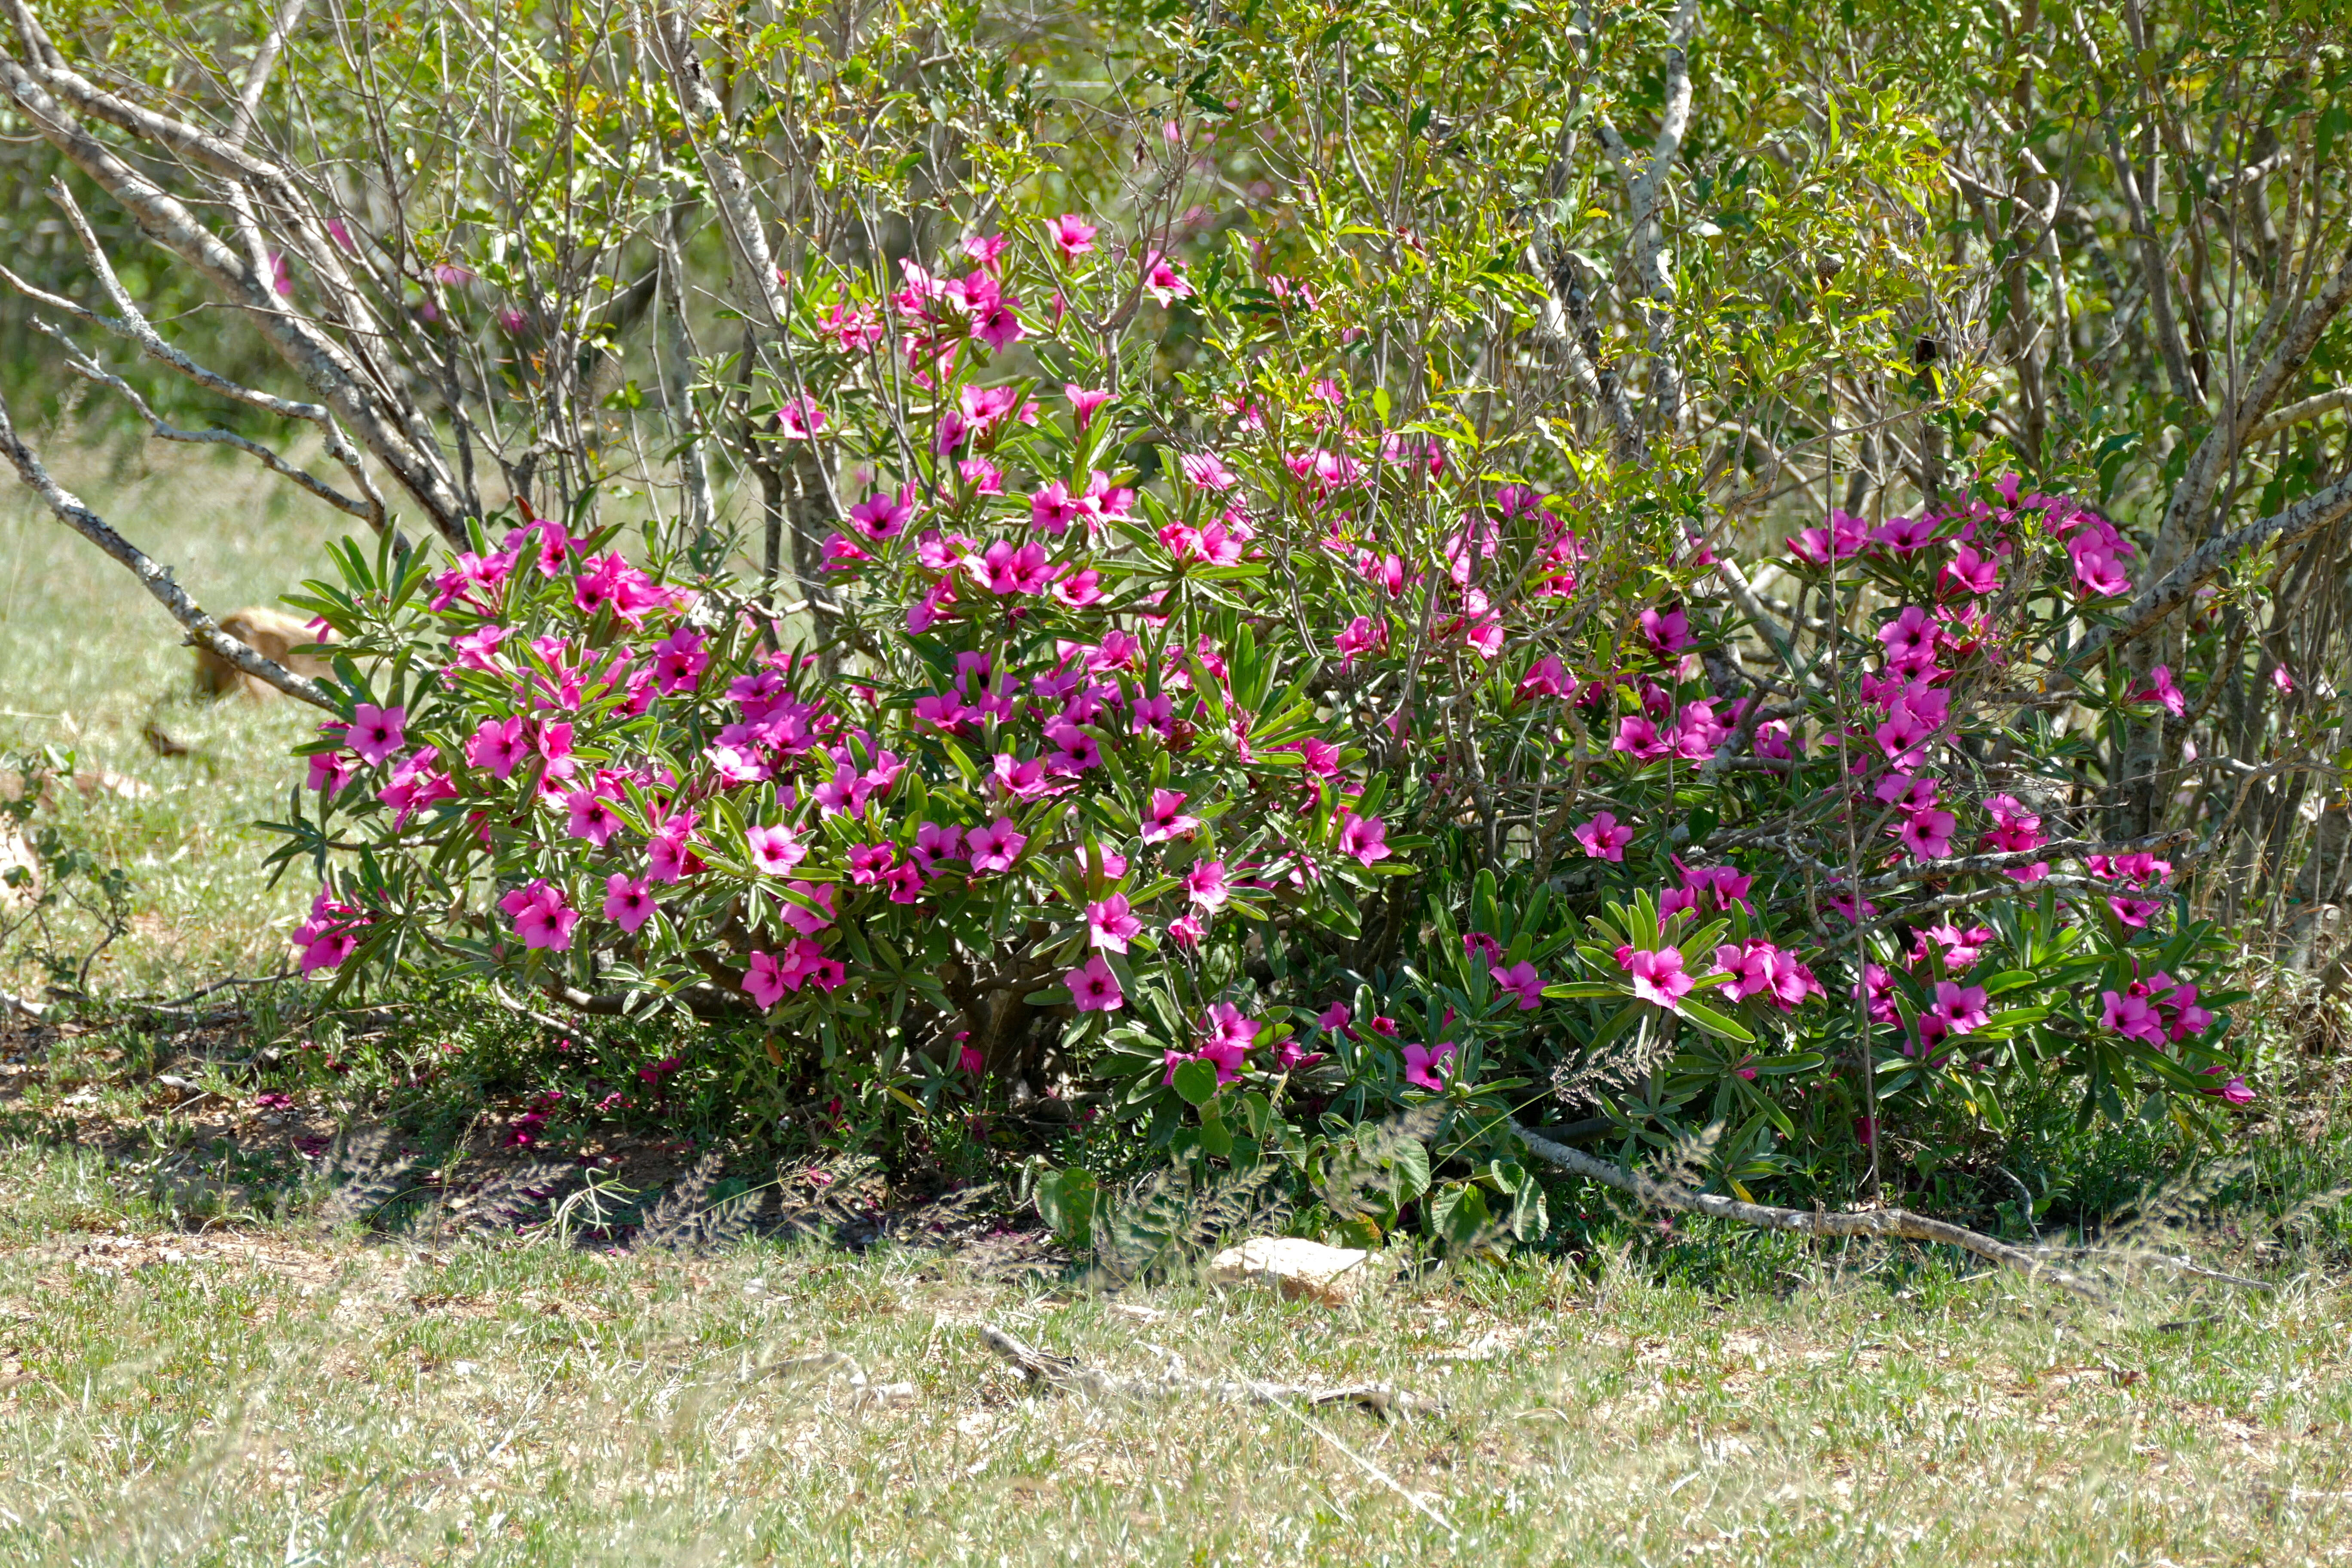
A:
[0,389,337,711]
[41,322,373,519]
[1516,1122,2107,1303]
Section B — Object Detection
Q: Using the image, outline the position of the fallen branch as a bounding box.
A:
[1513,1121,2110,1303]
[978,1324,1439,1418]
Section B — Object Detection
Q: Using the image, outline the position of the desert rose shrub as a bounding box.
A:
[273,209,2249,1240]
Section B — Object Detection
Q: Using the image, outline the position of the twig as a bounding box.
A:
[977,1324,1439,1418]
[1514,1121,2111,1303]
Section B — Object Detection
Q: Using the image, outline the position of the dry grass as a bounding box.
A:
[0,1142,2349,1565]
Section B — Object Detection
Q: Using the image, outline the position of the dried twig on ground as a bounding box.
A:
[977,1324,1440,1418]
[1515,1121,2112,1302]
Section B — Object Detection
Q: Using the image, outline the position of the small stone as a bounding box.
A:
[1207,1237,1376,1306]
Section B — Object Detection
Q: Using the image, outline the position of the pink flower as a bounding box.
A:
[1087,893,1144,953]
[2132,665,2187,718]
[1492,961,1544,1011]
[2100,988,2165,1044]
[965,816,1027,873]
[650,628,707,693]
[306,749,354,794]
[1856,963,1898,1024]
[1047,214,1098,260]
[1675,860,1755,913]
[1895,808,1957,862]
[1574,813,1634,862]
[1068,954,1124,1011]
[566,787,624,847]
[451,623,508,671]
[1617,945,1696,1011]
[498,879,578,951]
[976,539,1055,596]
[1714,941,1823,1012]
[1184,859,1231,910]
[647,817,699,884]
[348,703,407,766]
[1141,788,1199,843]
[1179,451,1237,491]
[1876,606,1940,672]
[1142,250,1192,305]
[1637,606,1692,656]
[1942,542,2001,597]
[1402,1040,1458,1090]
[1613,715,1671,763]
[1928,980,1990,1037]
[1333,615,1384,668]
[1167,910,1206,948]
[2200,1068,2254,1105]
[1066,385,1112,428]
[377,747,455,827]
[745,822,807,876]
[849,488,915,541]
[743,950,790,1010]
[775,395,826,439]
[781,881,837,936]
[603,873,655,934]
[1516,655,1568,702]
[1337,812,1391,866]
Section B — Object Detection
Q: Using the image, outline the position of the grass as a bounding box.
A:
[3,442,2352,1563]
[1,1142,2349,1565]
[0,425,371,995]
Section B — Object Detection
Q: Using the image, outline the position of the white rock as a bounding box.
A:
[1207,1237,1375,1306]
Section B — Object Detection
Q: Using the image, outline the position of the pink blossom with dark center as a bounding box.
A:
[306,749,354,794]
[1068,954,1124,1011]
[1087,894,1143,953]
[965,817,1027,873]
[1616,945,1696,1011]
[1574,812,1634,862]
[498,879,578,951]
[775,396,826,439]
[1614,715,1671,762]
[1142,251,1193,305]
[566,787,624,847]
[1337,812,1390,865]
[1184,859,1231,910]
[1638,606,1692,656]
[1140,788,1199,843]
[1492,961,1544,1011]
[349,703,407,766]
[1928,980,1990,1036]
[745,822,807,876]
[1403,1040,1458,1090]
[1876,606,1940,672]
[2100,988,2165,1044]
[1047,214,1098,260]
[1894,808,1957,862]
[603,872,655,934]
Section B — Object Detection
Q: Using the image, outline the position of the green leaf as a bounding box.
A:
[1676,999,1755,1044]
[1172,1058,1219,1107]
